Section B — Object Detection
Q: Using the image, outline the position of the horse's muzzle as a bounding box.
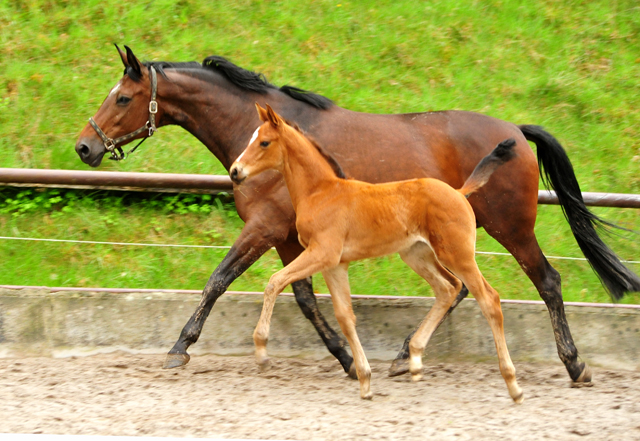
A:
[229,163,247,185]
[75,137,106,167]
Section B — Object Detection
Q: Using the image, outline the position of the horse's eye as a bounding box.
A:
[260,141,270,148]
[116,96,132,106]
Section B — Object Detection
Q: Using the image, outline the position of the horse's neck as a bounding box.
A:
[157,71,268,170]
[281,130,341,210]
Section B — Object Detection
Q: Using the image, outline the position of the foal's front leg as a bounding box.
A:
[253,245,340,369]
[323,264,373,400]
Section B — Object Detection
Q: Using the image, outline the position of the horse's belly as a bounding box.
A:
[340,234,424,262]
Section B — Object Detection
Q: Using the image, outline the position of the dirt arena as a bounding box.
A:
[1,353,639,440]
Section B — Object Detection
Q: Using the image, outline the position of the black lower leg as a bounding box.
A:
[388,286,469,376]
[538,266,589,382]
[292,278,354,375]
[164,244,265,369]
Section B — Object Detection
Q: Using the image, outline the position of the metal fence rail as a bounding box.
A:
[1,168,639,208]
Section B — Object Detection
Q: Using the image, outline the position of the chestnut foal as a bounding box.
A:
[230,104,523,402]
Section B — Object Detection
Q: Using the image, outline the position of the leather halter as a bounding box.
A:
[88,66,158,161]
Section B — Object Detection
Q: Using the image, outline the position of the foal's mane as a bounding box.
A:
[125,56,333,110]
[284,120,346,180]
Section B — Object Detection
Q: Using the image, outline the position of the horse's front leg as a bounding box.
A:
[253,245,340,370]
[163,219,286,369]
[276,239,355,378]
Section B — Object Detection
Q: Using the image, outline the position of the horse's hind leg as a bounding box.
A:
[322,263,372,399]
[277,240,355,378]
[449,262,524,403]
[492,229,591,384]
[398,244,463,381]
[388,285,468,377]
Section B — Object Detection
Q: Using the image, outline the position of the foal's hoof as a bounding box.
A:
[571,364,593,388]
[512,391,525,404]
[388,358,410,377]
[347,363,358,380]
[361,391,373,400]
[257,358,272,373]
[163,352,190,369]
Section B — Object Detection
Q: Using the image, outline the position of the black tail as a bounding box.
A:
[519,124,640,300]
[458,138,517,197]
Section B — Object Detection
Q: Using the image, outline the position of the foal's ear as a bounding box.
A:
[255,103,269,122]
[124,45,143,79]
[265,103,282,128]
[115,44,129,68]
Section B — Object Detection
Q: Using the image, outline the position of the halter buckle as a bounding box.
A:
[105,139,116,152]
[149,100,158,114]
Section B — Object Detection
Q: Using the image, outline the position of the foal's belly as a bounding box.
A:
[339,234,426,262]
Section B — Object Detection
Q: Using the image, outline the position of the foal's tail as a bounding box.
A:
[519,124,640,300]
[458,138,517,197]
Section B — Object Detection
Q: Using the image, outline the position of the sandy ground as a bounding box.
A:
[1,353,639,440]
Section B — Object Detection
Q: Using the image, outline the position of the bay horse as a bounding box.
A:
[75,46,640,384]
[230,104,523,402]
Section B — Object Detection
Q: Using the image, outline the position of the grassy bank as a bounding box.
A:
[0,0,639,302]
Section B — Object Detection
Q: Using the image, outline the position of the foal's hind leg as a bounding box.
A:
[467,274,523,403]
[388,285,468,377]
[398,244,463,381]
[445,259,524,403]
[323,264,373,399]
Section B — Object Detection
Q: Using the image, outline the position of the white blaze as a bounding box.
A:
[108,82,122,97]
[236,126,261,162]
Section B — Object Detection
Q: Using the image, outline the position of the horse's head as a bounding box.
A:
[230,103,287,185]
[75,45,158,167]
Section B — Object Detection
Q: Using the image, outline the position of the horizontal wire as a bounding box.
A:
[1,235,638,264]
[0,236,232,249]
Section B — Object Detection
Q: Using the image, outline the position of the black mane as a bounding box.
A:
[129,56,333,110]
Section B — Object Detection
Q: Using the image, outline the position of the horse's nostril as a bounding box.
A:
[78,144,90,159]
[230,167,238,181]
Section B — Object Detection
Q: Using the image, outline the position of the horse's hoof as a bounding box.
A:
[258,358,271,373]
[163,352,190,369]
[571,364,593,388]
[347,363,358,380]
[361,391,373,400]
[512,391,524,404]
[388,358,410,377]
[411,373,423,382]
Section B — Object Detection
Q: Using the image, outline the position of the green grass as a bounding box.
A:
[0,0,639,302]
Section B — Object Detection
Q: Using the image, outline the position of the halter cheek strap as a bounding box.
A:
[88,66,158,161]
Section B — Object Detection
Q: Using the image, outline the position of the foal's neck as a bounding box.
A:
[280,129,342,210]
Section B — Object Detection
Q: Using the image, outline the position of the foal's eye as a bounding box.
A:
[116,96,132,106]
[260,141,270,148]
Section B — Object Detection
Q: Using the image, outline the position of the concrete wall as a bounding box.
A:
[0,288,639,371]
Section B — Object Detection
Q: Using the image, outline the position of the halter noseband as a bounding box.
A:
[88,66,158,161]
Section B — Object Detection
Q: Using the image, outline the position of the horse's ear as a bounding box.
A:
[124,45,142,79]
[115,44,129,69]
[255,103,269,122]
[265,104,281,128]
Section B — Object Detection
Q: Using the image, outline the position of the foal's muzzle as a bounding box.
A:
[229,164,247,185]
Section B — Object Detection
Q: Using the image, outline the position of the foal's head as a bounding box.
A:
[75,45,158,167]
[229,103,293,185]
